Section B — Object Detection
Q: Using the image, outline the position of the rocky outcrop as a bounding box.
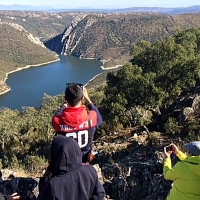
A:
[60,14,88,54]
[93,138,172,200]
[182,95,200,120]
[0,131,185,200]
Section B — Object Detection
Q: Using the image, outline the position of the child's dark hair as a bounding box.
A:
[65,84,83,106]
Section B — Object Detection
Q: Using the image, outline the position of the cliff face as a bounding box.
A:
[44,13,88,56]
[44,13,109,59]
[45,13,171,61]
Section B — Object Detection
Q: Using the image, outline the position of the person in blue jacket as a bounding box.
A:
[37,135,105,200]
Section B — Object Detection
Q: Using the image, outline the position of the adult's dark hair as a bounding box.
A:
[65,84,83,106]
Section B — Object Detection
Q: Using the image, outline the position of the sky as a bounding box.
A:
[0,0,200,9]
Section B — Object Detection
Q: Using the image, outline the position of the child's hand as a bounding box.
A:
[83,87,92,104]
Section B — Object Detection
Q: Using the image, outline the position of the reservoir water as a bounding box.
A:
[0,55,103,111]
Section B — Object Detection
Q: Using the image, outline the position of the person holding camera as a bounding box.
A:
[52,83,103,163]
[163,141,200,200]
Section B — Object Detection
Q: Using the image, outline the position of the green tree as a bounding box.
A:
[0,108,19,151]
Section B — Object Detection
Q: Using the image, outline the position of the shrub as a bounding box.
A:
[23,155,47,174]
[164,118,178,134]
[149,132,160,145]
[126,106,152,127]
[109,116,124,132]
[9,154,20,170]
[95,128,106,139]
[181,119,200,137]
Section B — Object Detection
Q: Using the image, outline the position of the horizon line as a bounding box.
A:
[0,4,200,9]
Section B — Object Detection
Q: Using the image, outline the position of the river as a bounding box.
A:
[0,55,103,111]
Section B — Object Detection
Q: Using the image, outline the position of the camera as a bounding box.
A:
[164,144,173,152]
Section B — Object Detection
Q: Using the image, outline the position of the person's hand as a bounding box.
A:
[164,146,173,158]
[83,87,92,104]
[171,143,180,155]
[5,193,20,200]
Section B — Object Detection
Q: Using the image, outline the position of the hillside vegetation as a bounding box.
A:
[2,11,200,68]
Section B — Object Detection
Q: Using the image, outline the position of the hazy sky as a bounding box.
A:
[1,0,200,9]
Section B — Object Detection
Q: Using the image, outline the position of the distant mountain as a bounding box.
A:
[170,5,200,14]
[1,4,200,14]
[0,4,54,11]
[100,6,200,14]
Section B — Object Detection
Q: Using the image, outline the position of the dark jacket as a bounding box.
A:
[52,103,103,157]
[37,135,105,200]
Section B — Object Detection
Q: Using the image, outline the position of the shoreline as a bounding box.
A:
[0,58,60,96]
[100,65,123,70]
[85,65,123,86]
[100,59,123,70]
[0,88,11,96]
[85,73,102,86]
